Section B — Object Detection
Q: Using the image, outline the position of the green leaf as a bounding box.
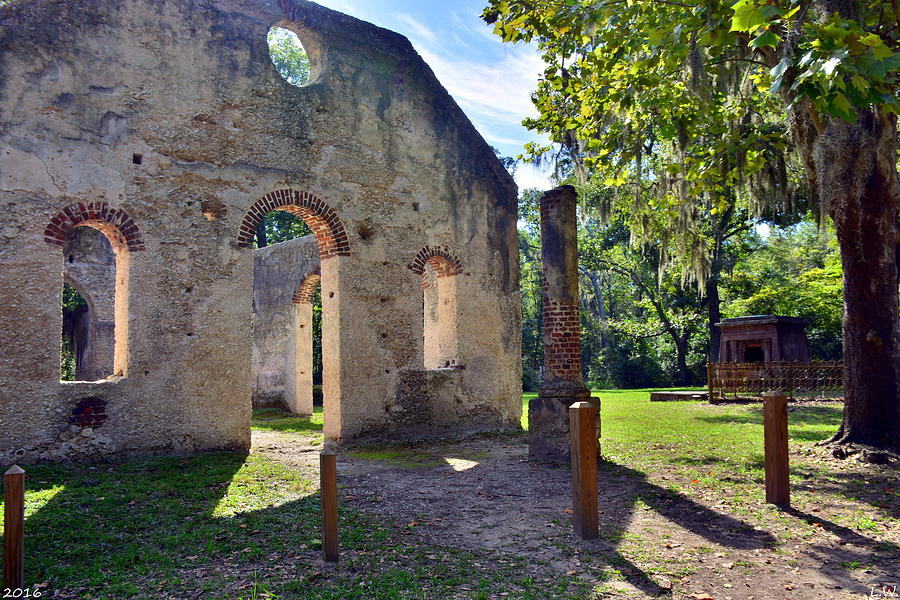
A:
[831,92,855,121]
[781,5,800,20]
[751,30,781,49]
[871,44,893,61]
[769,58,791,93]
[822,56,841,76]
[857,33,882,47]
[731,0,767,33]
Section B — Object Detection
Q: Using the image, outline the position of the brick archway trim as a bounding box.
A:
[292,269,322,304]
[407,245,463,277]
[237,189,350,259]
[44,202,144,251]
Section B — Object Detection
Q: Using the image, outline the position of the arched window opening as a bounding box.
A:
[422,260,459,369]
[58,222,125,381]
[293,271,323,413]
[244,190,350,420]
[60,283,87,381]
[409,246,463,370]
[252,210,312,249]
[45,201,140,381]
[267,26,310,87]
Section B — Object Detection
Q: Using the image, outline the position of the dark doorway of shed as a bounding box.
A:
[744,346,765,363]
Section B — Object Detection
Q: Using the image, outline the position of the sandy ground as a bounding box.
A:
[253,428,898,600]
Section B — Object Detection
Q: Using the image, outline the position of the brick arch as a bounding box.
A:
[237,189,350,259]
[43,201,144,252]
[292,269,321,304]
[407,245,463,278]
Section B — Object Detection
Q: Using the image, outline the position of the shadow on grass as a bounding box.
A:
[552,459,781,598]
[5,452,420,599]
[792,465,900,522]
[598,460,776,548]
[595,459,900,597]
[5,450,598,600]
[785,507,900,553]
[697,404,842,427]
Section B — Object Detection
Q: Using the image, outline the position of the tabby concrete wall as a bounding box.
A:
[0,0,521,462]
[252,235,320,414]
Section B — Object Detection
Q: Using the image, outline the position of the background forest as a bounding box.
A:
[518,184,843,391]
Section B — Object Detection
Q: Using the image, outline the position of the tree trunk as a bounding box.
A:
[706,267,722,363]
[255,219,268,248]
[813,110,900,450]
[674,334,690,386]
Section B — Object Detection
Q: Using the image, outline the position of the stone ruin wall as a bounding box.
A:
[0,0,522,463]
[252,235,320,414]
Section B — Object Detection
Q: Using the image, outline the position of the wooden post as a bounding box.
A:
[569,402,599,540]
[763,391,790,507]
[4,465,24,590]
[320,451,339,562]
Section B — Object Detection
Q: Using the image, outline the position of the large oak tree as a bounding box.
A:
[484,0,899,450]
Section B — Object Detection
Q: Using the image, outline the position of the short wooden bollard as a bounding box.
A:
[569,401,599,540]
[320,451,339,562]
[763,391,790,507]
[4,465,25,590]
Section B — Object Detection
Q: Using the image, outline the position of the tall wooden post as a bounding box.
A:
[4,465,25,589]
[569,402,599,540]
[320,451,339,562]
[763,391,790,507]
[530,185,597,462]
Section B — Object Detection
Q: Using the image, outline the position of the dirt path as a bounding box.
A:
[253,428,898,600]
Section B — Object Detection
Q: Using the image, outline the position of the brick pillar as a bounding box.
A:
[529,185,597,462]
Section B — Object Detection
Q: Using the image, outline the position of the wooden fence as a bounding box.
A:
[708,360,843,399]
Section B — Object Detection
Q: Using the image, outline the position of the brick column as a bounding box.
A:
[529,185,598,462]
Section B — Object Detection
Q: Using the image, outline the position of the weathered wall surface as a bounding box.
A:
[0,0,521,463]
[252,235,319,413]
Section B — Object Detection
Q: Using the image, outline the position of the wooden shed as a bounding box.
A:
[717,316,810,363]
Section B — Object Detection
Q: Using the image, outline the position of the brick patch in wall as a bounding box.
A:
[69,396,108,428]
[407,245,464,280]
[542,299,582,380]
[292,269,322,304]
[237,189,351,259]
[44,201,145,251]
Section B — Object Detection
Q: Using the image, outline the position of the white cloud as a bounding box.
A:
[416,46,543,123]
[514,163,554,192]
[394,13,437,43]
[310,0,548,163]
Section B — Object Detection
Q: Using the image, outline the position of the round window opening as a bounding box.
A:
[267,26,311,87]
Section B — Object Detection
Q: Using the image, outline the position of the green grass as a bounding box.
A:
[252,407,324,434]
[1,451,585,599]
[3,390,894,599]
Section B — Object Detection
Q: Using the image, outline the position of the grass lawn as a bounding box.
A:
[1,391,896,599]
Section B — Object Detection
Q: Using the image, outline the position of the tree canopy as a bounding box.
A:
[487,0,899,450]
[267,26,310,87]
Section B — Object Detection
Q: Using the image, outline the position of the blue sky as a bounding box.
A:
[312,0,554,191]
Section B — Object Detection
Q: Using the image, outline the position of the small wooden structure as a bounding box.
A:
[717,316,810,363]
